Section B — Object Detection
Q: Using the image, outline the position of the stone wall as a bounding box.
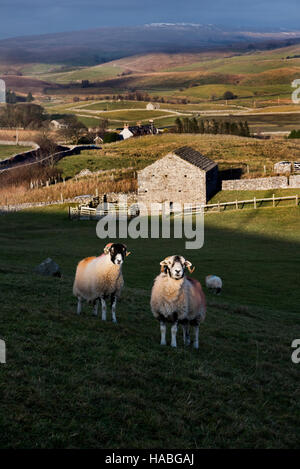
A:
[289,175,300,188]
[138,153,207,208]
[0,144,101,170]
[222,176,288,191]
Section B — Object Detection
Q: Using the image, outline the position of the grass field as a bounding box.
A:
[76,101,151,111]
[93,110,173,121]
[57,151,156,179]
[0,145,32,161]
[57,133,300,179]
[0,204,299,448]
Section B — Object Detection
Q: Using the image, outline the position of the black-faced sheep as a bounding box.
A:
[150,255,206,348]
[73,243,130,322]
[205,275,222,295]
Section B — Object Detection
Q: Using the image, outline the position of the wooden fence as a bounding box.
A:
[69,204,138,220]
[69,194,299,220]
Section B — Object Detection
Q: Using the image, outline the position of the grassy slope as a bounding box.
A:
[57,151,155,179]
[92,110,172,121]
[56,134,300,178]
[0,205,299,448]
[0,145,32,161]
[77,101,151,111]
[33,45,300,110]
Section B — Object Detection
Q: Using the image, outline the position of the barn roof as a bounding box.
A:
[173,146,217,172]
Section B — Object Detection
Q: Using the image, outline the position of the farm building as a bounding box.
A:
[138,146,219,209]
[119,122,158,140]
[50,119,69,130]
[146,102,160,110]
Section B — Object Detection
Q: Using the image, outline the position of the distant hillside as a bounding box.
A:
[1,24,300,69]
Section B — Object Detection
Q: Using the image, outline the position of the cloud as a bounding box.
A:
[0,0,299,38]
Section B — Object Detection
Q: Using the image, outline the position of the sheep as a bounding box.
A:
[150,255,206,349]
[205,275,222,295]
[73,243,130,322]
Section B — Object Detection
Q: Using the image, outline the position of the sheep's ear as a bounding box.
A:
[185,260,195,273]
[160,259,167,272]
[126,251,131,257]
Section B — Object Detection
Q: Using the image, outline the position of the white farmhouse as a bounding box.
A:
[146,102,160,110]
[50,119,69,130]
[119,124,134,140]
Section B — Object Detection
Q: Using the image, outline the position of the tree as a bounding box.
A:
[58,115,87,144]
[191,117,199,133]
[98,118,109,133]
[35,133,58,166]
[175,117,183,133]
[288,129,300,139]
[223,91,237,100]
[26,92,34,102]
[0,103,45,128]
[6,90,17,104]
[103,132,120,143]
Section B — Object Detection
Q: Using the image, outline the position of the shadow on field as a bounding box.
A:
[0,206,299,448]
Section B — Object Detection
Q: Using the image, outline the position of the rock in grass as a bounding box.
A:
[34,258,61,277]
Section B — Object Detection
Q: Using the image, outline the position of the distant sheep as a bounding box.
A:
[151,255,206,348]
[73,243,130,322]
[205,275,222,295]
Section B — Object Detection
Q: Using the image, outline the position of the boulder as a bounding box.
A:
[34,258,61,277]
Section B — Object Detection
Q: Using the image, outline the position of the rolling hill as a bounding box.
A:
[1,23,300,70]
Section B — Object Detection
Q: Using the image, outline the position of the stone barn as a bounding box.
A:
[138,146,219,210]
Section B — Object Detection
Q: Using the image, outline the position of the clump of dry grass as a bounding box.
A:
[0,129,50,142]
[0,173,137,206]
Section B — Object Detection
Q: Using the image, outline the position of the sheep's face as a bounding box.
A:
[107,243,130,265]
[160,255,194,280]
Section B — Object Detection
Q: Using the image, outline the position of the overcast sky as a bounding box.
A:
[0,0,299,39]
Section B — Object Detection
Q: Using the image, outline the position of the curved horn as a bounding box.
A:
[160,257,170,272]
[104,243,113,255]
[185,260,195,274]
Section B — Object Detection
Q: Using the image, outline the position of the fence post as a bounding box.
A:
[273,193,275,207]
[254,197,256,209]
[296,194,299,206]
[236,200,238,210]
[218,202,220,212]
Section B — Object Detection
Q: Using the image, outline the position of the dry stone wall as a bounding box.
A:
[222,176,288,191]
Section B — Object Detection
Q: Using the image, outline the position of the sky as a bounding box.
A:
[0,0,299,39]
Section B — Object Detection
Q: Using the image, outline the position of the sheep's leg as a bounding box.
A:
[183,324,191,346]
[93,299,99,316]
[111,295,117,323]
[160,321,167,346]
[171,321,178,348]
[101,297,107,321]
[77,297,82,315]
[194,326,199,349]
